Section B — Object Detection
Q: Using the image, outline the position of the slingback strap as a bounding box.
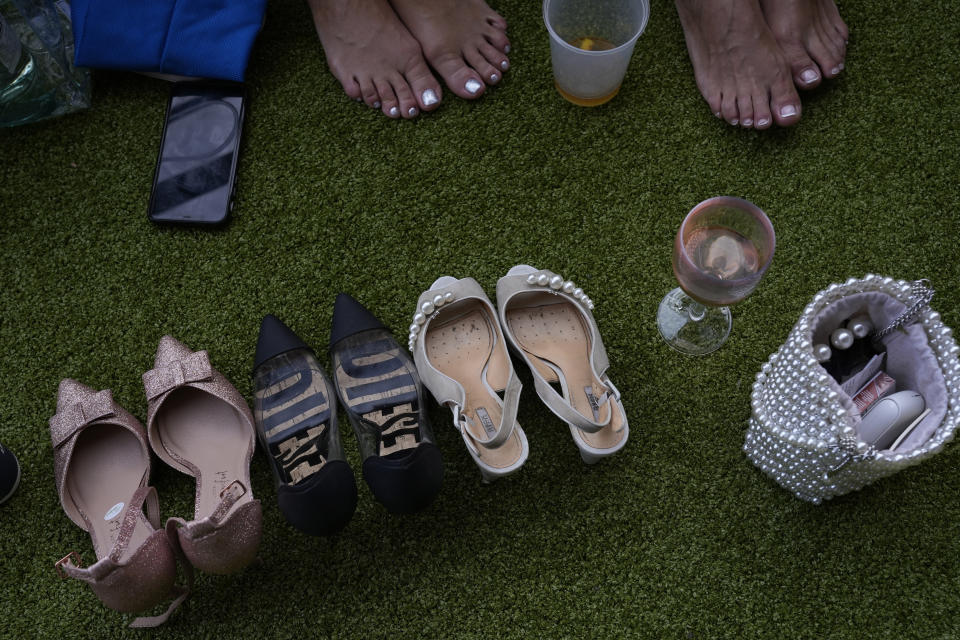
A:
[54,487,191,628]
[55,487,161,582]
[123,519,197,629]
[143,350,213,401]
[49,390,115,449]
[452,371,521,453]
[532,371,617,434]
[167,480,247,540]
[127,585,191,629]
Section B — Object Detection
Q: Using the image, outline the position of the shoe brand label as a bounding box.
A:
[104,502,124,521]
[584,387,601,421]
[475,407,497,438]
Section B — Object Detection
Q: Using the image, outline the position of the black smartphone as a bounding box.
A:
[148,82,246,225]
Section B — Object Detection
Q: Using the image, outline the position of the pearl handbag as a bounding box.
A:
[744,275,959,503]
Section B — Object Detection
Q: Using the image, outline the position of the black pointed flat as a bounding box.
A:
[329,294,442,514]
[252,314,357,535]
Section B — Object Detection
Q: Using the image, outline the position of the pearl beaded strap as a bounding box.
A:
[408,291,456,351]
[522,271,594,310]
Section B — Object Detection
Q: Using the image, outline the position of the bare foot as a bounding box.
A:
[760,0,848,90]
[389,0,510,99]
[676,0,801,128]
[307,0,442,119]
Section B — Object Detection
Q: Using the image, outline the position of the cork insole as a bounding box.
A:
[505,296,625,450]
[255,359,332,485]
[334,338,422,457]
[156,387,250,519]
[66,425,150,560]
[425,303,523,469]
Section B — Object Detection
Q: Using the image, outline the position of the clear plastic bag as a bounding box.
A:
[0,0,90,127]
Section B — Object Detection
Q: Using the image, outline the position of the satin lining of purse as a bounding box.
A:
[809,291,948,452]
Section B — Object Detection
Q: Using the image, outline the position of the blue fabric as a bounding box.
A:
[71,0,266,81]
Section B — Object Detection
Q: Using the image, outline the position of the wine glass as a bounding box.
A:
[657,197,775,355]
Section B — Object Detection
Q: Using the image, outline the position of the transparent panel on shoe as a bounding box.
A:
[253,349,345,485]
[331,329,434,461]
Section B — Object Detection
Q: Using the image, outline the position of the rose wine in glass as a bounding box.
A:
[657,197,775,355]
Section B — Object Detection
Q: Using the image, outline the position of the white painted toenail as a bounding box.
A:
[408,107,418,116]
[730,119,738,126]
[714,111,721,118]
[838,62,845,70]
[758,117,770,126]
[501,60,509,71]
[373,101,381,109]
[390,106,399,117]
[490,73,499,82]
[830,66,840,75]
[742,119,753,127]
[780,105,798,118]
[422,89,439,106]
[504,45,510,54]
[801,69,819,83]
[465,79,482,94]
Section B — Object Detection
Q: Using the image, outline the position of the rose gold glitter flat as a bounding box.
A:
[50,379,188,628]
[144,335,262,574]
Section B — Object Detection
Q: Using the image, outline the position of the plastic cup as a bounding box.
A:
[543,0,649,106]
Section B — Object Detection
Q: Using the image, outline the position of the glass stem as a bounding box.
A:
[687,299,707,322]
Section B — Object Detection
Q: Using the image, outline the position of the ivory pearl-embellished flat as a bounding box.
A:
[496,265,628,464]
[409,276,528,482]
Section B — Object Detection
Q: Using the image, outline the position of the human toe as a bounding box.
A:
[820,0,849,42]
[431,53,486,99]
[485,10,507,32]
[483,26,511,55]
[804,30,843,78]
[777,40,822,89]
[358,78,381,109]
[770,79,801,126]
[390,75,420,118]
[776,102,800,125]
[340,77,363,103]
[465,47,501,86]
[816,9,847,59]
[404,63,443,111]
[752,93,773,130]
[700,85,722,121]
[375,82,401,119]
[419,87,441,109]
[737,94,755,129]
[478,41,510,78]
[720,92,739,126]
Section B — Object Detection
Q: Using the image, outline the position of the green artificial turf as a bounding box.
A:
[2,0,960,637]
